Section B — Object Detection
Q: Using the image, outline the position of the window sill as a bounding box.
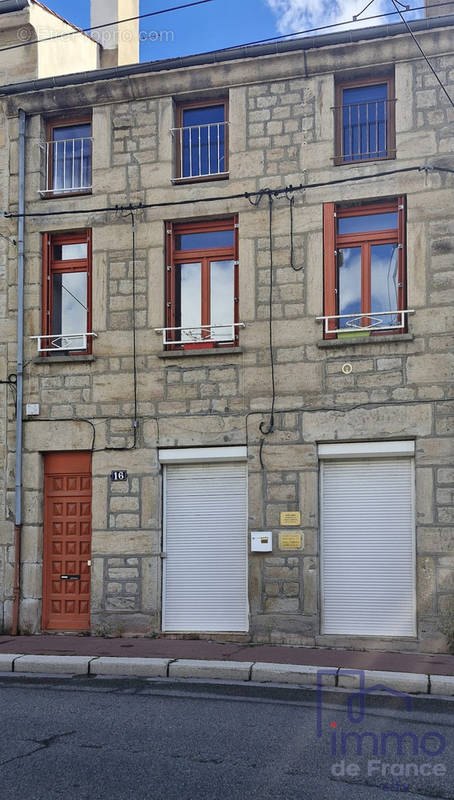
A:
[171,173,229,185]
[333,154,396,166]
[33,355,96,364]
[40,190,92,200]
[157,347,243,359]
[317,333,414,349]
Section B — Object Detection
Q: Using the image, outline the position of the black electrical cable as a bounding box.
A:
[1,1,452,59]
[287,194,304,272]
[104,209,138,451]
[131,211,138,448]
[0,0,214,56]
[259,194,276,437]
[0,231,16,245]
[23,417,96,450]
[5,165,453,220]
[391,0,454,108]
[353,0,377,20]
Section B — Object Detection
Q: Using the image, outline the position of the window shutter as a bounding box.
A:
[163,462,248,632]
[321,457,416,637]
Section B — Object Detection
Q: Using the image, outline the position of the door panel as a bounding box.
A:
[163,462,248,633]
[42,452,92,630]
[321,457,416,637]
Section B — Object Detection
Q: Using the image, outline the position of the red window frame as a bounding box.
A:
[165,217,239,350]
[323,198,406,339]
[42,230,92,356]
[45,115,92,198]
[174,98,229,184]
[334,76,396,165]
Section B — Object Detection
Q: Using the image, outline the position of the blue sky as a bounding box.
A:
[43,1,423,62]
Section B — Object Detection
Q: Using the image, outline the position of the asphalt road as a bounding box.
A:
[0,676,453,800]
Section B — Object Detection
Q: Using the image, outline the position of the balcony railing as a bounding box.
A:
[155,322,244,347]
[316,310,414,336]
[171,121,229,180]
[31,332,97,353]
[334,99,396,162]
[41,137,92,195]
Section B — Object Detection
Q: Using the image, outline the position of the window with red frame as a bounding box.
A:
[165,218,239,349]
[42,230,92,355]
[323,199,406,338]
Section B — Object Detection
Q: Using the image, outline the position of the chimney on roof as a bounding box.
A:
[90,0,139,67]
[425,0,454,16]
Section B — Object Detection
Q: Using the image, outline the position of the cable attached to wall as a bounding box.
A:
[259,194,276,438]
[104,208,139,451]
[287,192,304,272]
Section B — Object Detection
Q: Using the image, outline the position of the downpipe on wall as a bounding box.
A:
[12,109,25,635]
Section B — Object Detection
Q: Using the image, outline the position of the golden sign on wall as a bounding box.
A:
[280,511,301,526]
[279,532,304,550]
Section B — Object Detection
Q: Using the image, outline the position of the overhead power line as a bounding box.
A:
[0,0,214,55]
[391,0,454,108]
[1,1,454,58]
[3,165,453,220]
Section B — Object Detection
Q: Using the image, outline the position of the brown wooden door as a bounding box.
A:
[42,452,92,631]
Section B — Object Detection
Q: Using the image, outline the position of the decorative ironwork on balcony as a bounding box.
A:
[31,332,97,353]
[41,137,92,195]
[316,309,414,336]
[155,322,244,347]
[334,99,396,162]
[171,121,229,180]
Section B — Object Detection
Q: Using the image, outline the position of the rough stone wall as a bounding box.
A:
[1,32,453,649]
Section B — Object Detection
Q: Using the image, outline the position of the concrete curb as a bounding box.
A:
[13,655,96,675]
[168,659,253,681]
[1,653,453,697]
[90,657,170,677]
[251,662,336,685]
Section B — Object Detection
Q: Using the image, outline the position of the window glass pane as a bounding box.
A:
[183,106,225,127]
[52,123,91,141]
[210,260,234,341]
[175,230,234,250]
[337,212,397,235]
[370,243,399,327]
[338,246,362,329]
[342,83,388,160]
[343,84,387,105]
[181,105,225,177]
[52,271,87,350]
[51,124,91,191]
[176,262,202,342]
[53,243,88,260]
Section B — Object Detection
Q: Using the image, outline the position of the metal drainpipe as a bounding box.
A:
[12,109,25,635]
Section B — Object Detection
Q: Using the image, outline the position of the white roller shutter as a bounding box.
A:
[321,457,415,637]
[163,462,248,632]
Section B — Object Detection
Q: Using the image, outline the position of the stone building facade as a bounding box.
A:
[0,5,453,651]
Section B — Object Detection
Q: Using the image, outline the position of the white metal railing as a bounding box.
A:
[31,332,97,353]
[334,99,396,160]
[316,310,414,336]
[171,121,229,180]
[155,322,244,347]
[41,137,92,194]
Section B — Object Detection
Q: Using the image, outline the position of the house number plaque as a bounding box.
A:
[110,470,128,482]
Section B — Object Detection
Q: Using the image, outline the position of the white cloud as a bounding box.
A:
[265,0,390,36]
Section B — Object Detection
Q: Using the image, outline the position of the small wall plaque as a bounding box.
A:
[280,511,301,526]
[110,470,128,482]
[279,532,304,550]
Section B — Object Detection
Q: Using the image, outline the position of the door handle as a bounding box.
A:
[60,575,81,580]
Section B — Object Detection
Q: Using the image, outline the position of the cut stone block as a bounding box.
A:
[168,659,253,681]
[90,657,170,677]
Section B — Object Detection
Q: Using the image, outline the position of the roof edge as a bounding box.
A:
[0,0,30,13]
[1,13,454,97]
